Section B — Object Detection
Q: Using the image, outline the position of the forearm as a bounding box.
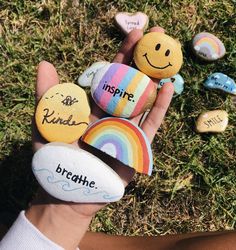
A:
[25,203,92,250]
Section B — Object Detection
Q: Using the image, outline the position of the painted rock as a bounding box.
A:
[81,117,153,175]
[32,143,125,203]
[158,74,184,95]
[196,110,228,133]
[114,12,149,35]
[204,73,236,95]
[35,83,90,143]
[134,32,183,79]
[91,63,157,118]
[78,61,109,87]
[192,32,226,61]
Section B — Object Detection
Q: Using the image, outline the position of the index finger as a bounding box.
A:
[112,29,143,65]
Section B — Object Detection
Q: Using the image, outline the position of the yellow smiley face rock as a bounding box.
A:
[35,83,90,143]
[134,32,183,79]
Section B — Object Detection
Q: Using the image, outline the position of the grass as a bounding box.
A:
[0,0,236,236]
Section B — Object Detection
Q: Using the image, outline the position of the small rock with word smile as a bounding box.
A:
[196,110,228,133]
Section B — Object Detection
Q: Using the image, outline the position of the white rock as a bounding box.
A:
[32,143,125,203]
[78,61,109,87]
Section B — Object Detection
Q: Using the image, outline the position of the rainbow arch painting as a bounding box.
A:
[81,117,153,175]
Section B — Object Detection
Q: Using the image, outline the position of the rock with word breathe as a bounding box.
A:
[158,74,184,96]
[78,62,157,118]
[134,32,183,79]
[192,32,226,61]
[196,110,228,133]
[32,143,125,203]
[35,83,90,143]
[204,73,236,95]
[114,12,149,35]
[81,117,153,175]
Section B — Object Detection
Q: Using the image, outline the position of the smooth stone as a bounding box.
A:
[158,74,184,95]
[35,83,90,143]
[192,32,226,61]
[91,63,157,118]
[204,73,236,95]
[81,117,153,175]
[196,110,228,133]
[32,142,125,203]
[115,12,149,35]
[78,61,109,87]
[134,32,183,79]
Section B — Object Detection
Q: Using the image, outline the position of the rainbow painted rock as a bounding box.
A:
[35,83,90,143]
[134,32,183,79]
[32,143,125,203]
[91,63,156,118]
[81,117,153,175]
[192,32,226,61]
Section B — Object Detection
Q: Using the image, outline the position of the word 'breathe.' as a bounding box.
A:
[102,83,135,102]
[56,164,97,189]
[203,115,223,128]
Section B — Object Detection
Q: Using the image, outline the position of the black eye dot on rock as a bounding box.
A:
[165,49,170,56]
[155,43,161,51]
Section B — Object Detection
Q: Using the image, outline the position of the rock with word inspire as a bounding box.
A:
[204,73,236,95]
[81,117,153,175]
[158,74,184,95]
[114,12,149,35]
[32,143,125,203]
[196,110,228,133]
[35,83,90,143]
[192,32,226,61]
[79,62,156,118]
[134,32,183,79]
[78,61,109,87]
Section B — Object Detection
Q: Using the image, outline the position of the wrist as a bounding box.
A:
[25,202,92,250]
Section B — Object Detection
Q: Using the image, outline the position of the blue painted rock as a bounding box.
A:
[114,12,149,35]
[90,63,157,118]
[192,32,226,61]
[196,110,228,133]
[158,74,184,95]
[81,117,153,175]
[32,143,125,203]
[204,73,236,95]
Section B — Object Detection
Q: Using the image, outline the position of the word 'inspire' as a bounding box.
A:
[56,164,97,189]
[102,83,135,102]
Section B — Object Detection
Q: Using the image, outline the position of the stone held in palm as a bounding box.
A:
[32,142,125,203]
[196,110,228,133]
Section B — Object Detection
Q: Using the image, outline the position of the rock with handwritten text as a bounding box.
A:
[82,117,153,175]
[35,83,90,143]
[196,110,228,133]
[192,32,226,61]
[204,73,236,95]
[78,61,109,87]
[32,143,125,203]
[158,74,184,95]
[90,63,156,118]
[115,12,149,35]
[134,32,183,79]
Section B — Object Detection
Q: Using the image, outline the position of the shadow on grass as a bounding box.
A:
[0,141,38,227]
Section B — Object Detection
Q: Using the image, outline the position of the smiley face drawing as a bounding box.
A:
[134,32,183,79]
[35,83,91,143]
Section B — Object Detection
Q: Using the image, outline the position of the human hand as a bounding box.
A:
[27,26,174,250]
